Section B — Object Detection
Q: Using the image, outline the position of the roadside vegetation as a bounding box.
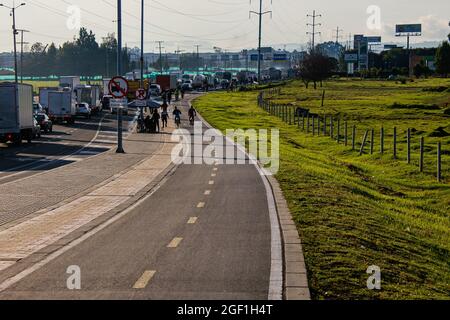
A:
[193,78,450,300]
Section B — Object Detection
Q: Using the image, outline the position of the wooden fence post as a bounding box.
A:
[321,90,325,107]
[380,127,384,154]
[437,142,441,182]
[359,130,369,156]
[323,115,327,136]
[289,107,292,125]
[420,137,424,173]
[302,113,305,130]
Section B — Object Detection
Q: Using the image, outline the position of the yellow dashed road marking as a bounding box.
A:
[167,237,183,248]
[188,217,198,224]
[197,202,205,208]
[133,270,156,289]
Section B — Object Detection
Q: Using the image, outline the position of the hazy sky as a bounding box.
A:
[0,0,449,53]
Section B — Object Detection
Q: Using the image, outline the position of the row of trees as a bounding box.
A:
[22,28,134,77]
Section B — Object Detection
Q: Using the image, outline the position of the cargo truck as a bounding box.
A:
[74,85,101,114]
[59,76,81,90]
[48,90,76,124]
[39,87,59,111]
[156,75,178,92]
[0,83,35,145]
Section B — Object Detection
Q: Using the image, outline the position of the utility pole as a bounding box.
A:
[117,0,122,76]
[250,0,272,82]
[140,0,144,88]
[306,10,321,51]
[16,29,29,83]
[175,48,185,71]
[0,2,26,84]
[156,41,164,74]
[116,0,124,154]
[335,26,343,44]
[195,45,200,74]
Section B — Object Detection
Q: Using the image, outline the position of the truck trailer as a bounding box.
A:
[48,90,76,124]
[0,83,35,145]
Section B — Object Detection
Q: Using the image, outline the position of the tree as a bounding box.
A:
[413,60,431,78]
[435,41,450,77]
[299,51,337,89]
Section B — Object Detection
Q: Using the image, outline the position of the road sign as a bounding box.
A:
[136,88,146,100]
[108,76,129,99]
[110,98,128,108]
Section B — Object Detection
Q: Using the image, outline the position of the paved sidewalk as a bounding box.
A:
[0,109,178,272]
[0,125,165,228]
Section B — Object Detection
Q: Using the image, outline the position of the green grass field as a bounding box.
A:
[193,78,450,300]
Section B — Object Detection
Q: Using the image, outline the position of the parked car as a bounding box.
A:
[149,84,161,96]
[35,113,53,133]
[32,119,41,139]
[76,103,91,119]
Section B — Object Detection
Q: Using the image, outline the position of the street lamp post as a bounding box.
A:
[0,2,26,84]
[116,0,125,154]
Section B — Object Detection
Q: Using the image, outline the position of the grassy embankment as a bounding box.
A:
[193,78,450,300]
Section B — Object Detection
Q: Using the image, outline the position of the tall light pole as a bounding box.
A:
[140,0,144,88]
[0,2,26,84]
[250,0,272,82]
[117,0,122,76]
[116,0,124,154]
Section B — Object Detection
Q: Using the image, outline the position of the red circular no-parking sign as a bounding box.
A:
[108,76,129,99]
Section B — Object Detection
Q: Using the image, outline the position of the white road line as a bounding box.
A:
[133,270,156,289]
[208,180,214,185]
[204,190,211,195]
[0,116,107,184]
[187,217,198,224]
[211,173,216,177]
[167,237,183,248]
[197,202,205,208]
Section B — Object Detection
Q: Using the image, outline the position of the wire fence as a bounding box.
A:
[257,89,447,183]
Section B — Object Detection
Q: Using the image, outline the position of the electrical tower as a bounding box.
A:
[334,26,343,44]
[306,10,321,51]
[250,0,272,82]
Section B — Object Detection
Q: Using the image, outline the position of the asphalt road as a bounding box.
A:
[0,110,137,184]
[0,99,274,300]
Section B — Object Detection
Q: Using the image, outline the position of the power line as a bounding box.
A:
[306,10,321,51]
[334,26,343,44]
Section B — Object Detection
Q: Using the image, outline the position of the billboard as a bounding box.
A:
[396,24,422,34]
[344,53,358,62]
[273,53,288,61]
[365,36,382,43]
[250,54,263,61]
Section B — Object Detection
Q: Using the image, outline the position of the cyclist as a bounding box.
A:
[188,106,197,125]
[173,106,182,128]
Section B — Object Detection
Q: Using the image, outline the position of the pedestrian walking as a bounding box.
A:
[152,109,161,133]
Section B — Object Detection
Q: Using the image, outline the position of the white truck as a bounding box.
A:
[48,90,76,124]
[74,85,101,114]
[0,83,35,145]
[39,87,59,110]
[192,74,206,90]
[59,76,81,90]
